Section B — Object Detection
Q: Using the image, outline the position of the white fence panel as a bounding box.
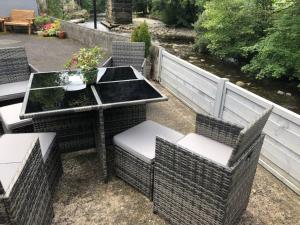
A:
[159,50,226,116]
[157,50,300,194]
[221,83,300,194]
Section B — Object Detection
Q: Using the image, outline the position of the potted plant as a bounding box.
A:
[53,19,66,39]
[65,46,103,85]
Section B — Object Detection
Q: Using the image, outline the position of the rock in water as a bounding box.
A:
[277,90,285,95]
[236,81,245,87]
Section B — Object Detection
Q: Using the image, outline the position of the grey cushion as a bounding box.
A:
[0,133,56,193]
[0,81,28,101]
[0,163,22,194]
[0,134,38,164]
[177,133,233,166]
[0,103,32,132]
[113,120,184,164]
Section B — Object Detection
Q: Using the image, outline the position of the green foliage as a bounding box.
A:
[195,0,272,59]
[131,22,152,57]
[65,46,103,72]
[34,16,52,30]
[80,0,106,13]
[133,0,151,14]
[150,0,203,27]
[242,1,300,83]
[46,0,63,18]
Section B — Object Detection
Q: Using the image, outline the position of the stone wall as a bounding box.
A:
[61,20,129,54]
[106,0,132,25]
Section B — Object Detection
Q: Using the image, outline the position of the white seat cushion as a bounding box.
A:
[0,81,28,101]
[0,134,38,163]
[0,163,22,194]
[0,103,32,132]
[113,120,184,164]
[177,133,233,166]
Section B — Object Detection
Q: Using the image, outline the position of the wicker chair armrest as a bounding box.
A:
[29,64,38,73]
[196,113,243,148]
[141,58,147,76]
[102,57,113,67]
[3,17,10,21]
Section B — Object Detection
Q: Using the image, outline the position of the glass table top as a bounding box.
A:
[25,87,97,114]
[22,67,166,117]
[99,67,138,82]
[94,80,163,104]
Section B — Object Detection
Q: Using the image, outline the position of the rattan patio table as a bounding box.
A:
[20,66,167,181]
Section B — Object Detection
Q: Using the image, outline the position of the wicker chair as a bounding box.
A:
[0,46,38,105]
[153,107,273,225]
[102,42,146,76]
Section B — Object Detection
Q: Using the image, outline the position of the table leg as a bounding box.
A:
[95,109,108,182]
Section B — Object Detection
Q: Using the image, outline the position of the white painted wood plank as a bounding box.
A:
[224,94,261,122]
[264,119,300,155]
[262,137,300,181]
[162,50,221,82]
[162,56,218,98]
[161,69,214,113]
[161,67,216,103]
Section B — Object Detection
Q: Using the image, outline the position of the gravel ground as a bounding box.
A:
[1,33,299,225]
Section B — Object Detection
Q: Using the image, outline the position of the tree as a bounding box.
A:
[194,0,273,60]
[151,0,203,27]
[133,0,151,15]
[242,1,300,85]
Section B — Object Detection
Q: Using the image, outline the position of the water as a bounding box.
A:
[156,39,300,114]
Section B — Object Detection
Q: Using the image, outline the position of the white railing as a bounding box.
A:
[157,48,300,195]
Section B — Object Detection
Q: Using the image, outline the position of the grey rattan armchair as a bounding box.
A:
[0,46,38,105]
[153,107,273,225]
[102,42,146,76]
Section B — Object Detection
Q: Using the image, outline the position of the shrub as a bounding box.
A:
[34,16,52,30]
[131,22,151,57]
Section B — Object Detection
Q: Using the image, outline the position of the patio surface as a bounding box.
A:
[0,33,299,225]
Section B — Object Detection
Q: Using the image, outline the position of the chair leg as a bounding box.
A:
[3,25,6,33]
[28,25,31,35]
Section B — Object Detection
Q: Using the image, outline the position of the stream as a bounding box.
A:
[156,38,300,114]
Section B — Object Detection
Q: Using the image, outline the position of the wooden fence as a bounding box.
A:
[157,48,300,195]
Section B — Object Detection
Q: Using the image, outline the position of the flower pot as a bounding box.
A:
[37,30,44,36]
[57,31,66,39]
[42,31,49,37]
[82,69,98,85]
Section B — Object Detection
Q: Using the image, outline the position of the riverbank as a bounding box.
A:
[110,17,300,114]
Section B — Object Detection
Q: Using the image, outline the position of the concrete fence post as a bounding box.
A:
[213,78,229,118]
[156,47,164,82]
